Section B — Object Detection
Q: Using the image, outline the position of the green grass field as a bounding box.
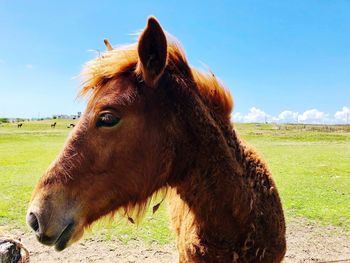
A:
[1,120,349,244]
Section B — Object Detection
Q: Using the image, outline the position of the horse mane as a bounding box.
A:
[79,38,233,118]
[192,69,233,118]
[79,37,234,223]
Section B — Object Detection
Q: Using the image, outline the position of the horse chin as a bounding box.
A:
[54,223,84,251]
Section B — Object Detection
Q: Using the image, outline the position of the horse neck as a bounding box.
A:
[170,105,252,244]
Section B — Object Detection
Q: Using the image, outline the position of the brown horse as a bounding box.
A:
[51,122,57,128]
[17,123,23,128]
[27,17,286,262]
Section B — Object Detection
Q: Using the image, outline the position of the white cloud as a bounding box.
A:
[245,107,268,123]
[334,107,350,123]
[25,64,34,69]
[232,107,268,123]
[0,59,5,64]
[232,107,349,124]
[277,110,299,123]
[298,109,329,124]
[232,112,243,122]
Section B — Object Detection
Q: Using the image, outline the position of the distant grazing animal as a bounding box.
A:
[27,17,286,262]
[17,123,23,128]
[67,123,75,128]
[51,122,57,128]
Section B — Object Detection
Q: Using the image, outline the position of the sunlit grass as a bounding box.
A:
[235,123,350,228]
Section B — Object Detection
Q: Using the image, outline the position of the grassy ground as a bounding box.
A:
[0,120,69,224]
[0,120,349,245]
[235,123,350,229]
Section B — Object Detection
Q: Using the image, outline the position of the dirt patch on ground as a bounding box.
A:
[285,218,350,262]
[2,218,350,262]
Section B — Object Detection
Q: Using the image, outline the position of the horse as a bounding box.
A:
[67,123,75,128]
[51,122,57,128]
[27,17,286,262]
[17,123,22,128]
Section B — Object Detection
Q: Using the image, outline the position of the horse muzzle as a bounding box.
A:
[26,188,84,251]
[26,208,76,251]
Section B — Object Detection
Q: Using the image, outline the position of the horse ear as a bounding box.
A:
[104,39,113,51]
[137,17,167,87]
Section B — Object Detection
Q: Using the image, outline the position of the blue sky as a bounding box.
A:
[0,1,349,123]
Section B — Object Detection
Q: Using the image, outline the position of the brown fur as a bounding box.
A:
[27,17,286,262]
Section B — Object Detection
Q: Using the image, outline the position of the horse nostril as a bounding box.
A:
[27,212,40,232]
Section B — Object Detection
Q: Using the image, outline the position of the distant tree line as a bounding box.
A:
[0,118,9,123]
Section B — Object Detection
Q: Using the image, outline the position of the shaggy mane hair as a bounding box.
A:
[79,39,233,118]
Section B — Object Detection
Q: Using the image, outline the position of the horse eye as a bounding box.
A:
[96,112,120,127]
